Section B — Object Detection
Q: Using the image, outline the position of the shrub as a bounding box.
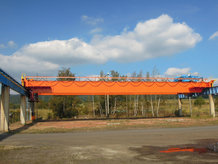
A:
[47,113,53,120]
[9,110,20,123]
[49,96,80,119]
[194,96,205,108]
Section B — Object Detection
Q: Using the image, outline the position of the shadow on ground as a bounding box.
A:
[0,122,36,142]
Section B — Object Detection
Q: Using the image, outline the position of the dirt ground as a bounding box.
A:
[8,117,218,132]
[0,118,218,164]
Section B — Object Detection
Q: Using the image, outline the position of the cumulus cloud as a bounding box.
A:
[0,14,202,77]
[81,15,104,25]
[164,67,199,77]
[0,53,59,79]
[165,67,191,77]
[209,31,218,40]
[92,14,201,62]
[14,38,106,65]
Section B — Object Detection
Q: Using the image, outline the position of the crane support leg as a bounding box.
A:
[178,97,182,117]
[0,85,10,132]
[30,102,35,121]
[20,95,26,125]
[209,94,215,118]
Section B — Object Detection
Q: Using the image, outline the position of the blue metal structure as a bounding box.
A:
[202,86,218,95]
[0,68,29,96]
[175,75,216,99]
[178,86,218,99]
[174,75,203,82]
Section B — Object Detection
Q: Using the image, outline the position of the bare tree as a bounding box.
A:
[189,96,192,117]
[92,95,95,117]
[126,95,129,118]
[141,101,144,116]
[107,94,110,117]
[104,95,110,118]
[113,97,117,115]
[134,95,137,116]
[150,66,162,117]
[150,96,155,117]
[156,97,160,117]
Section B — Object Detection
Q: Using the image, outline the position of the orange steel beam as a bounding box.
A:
[23,77,214,96]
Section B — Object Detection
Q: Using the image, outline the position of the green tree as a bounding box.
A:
[194,96,206,108]
[99,70,106,81]
[57,67,75,81]
[49,68,80,119]
[37,98,49,109]
[131,71,137,81]
[146,72,150,81]
[137,70,143,81]
[110,70,120,81]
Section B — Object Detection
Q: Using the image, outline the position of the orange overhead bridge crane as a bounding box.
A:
[22,76,214,101]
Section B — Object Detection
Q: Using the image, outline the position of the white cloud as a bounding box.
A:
[8,40,17,48]
[0,41,17,49]
[81,15,104,25]
[14,38,106,65]
[192,72,199,76]
[90,28,102,34]
[209,31,218,40]
[79,75,100,81]
[0,44,6,48]
[165,67,191,77]
[0,53,59,80]
[92,14,201,62]
[0,14,202,78]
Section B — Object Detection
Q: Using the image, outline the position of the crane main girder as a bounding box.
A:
[23,79,213,96]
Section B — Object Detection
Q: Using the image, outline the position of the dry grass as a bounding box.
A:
[36,109,53,120]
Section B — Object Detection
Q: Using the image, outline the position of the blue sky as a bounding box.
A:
[0,0,218,82]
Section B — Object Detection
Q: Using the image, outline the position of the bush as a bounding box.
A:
[194,96,206,108]
[114,110,126,118]
[64,108,79,118]
[49,96,80,119]
[47,113,53,120]
[9,110,20,123]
